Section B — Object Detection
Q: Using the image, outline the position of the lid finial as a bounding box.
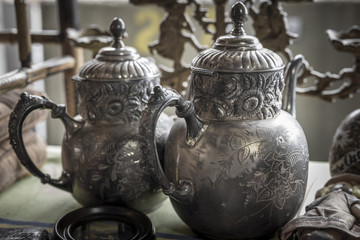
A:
[109,17,126,48]
[230,1,248,36]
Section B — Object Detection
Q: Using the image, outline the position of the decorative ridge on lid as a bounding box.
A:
[73,17,160,82]
[191,2,283,73]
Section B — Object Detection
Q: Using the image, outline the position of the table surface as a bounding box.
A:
[0,146,331,240]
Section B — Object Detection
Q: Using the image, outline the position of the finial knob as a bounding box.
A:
[109,17,126,48]
[230,1,248,36]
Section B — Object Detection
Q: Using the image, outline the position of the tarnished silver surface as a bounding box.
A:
[140,2,309,239]
[189,2,284,122]
[190,70,284,121]
[73,18,160,83]
[9,17,172,213]
[165,110,308,239]
[329,108,360,176]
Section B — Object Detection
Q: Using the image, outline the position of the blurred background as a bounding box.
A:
[0,0,359,162]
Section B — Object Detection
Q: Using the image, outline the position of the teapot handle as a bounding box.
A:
[282,54,305,119]
[140,86,195,202]
[8,92,80,192]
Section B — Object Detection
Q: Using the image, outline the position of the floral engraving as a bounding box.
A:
[209,125,308,217]
[253,149,306,209]
[191,71,284,121]
[77,134,154,203]
[76,79,157,123]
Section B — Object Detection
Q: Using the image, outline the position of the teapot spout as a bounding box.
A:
[282,54,305,119]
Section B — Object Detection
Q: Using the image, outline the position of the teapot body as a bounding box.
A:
[164,110,308,239]
[62,114,170,211]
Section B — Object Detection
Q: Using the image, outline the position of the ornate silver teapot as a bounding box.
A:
[8,17,172,212]
[140,2,309,239]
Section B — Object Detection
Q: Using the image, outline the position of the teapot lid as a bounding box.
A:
[73,18,160,82]
[191,2,283,73]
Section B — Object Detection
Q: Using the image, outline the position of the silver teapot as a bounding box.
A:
[8,17,172,212]
[140,2,309,239]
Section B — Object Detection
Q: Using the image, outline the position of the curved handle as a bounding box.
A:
[140,86,199,202]
[282,54,305,119]
[8,92,78,192]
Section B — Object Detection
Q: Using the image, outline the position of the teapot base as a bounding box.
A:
[72,185,167,213]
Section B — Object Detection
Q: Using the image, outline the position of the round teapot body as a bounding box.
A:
[61,111,171,212]
[164,110,309,239]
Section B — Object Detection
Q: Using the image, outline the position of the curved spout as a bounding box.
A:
[282,54,305,119]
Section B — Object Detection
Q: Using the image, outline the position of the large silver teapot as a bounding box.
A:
[8,18,172,212]
[140,2,309,239]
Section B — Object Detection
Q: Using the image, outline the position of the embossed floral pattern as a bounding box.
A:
[76,79,157,123]
[191,74,236,119]
[191,71,284,121]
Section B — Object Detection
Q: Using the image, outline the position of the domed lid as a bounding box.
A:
[191,2,283,73]
[73,18,160,82]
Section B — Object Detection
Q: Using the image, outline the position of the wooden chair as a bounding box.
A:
[0,0,82,116]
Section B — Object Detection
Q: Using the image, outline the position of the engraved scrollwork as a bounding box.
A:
[78,134,154,203]
[191,71,284,120]
[256,134,307,209]
[208,124,308,214]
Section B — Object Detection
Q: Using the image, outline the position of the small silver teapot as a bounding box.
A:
[8,17,172,212]
[140,2,309,239]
